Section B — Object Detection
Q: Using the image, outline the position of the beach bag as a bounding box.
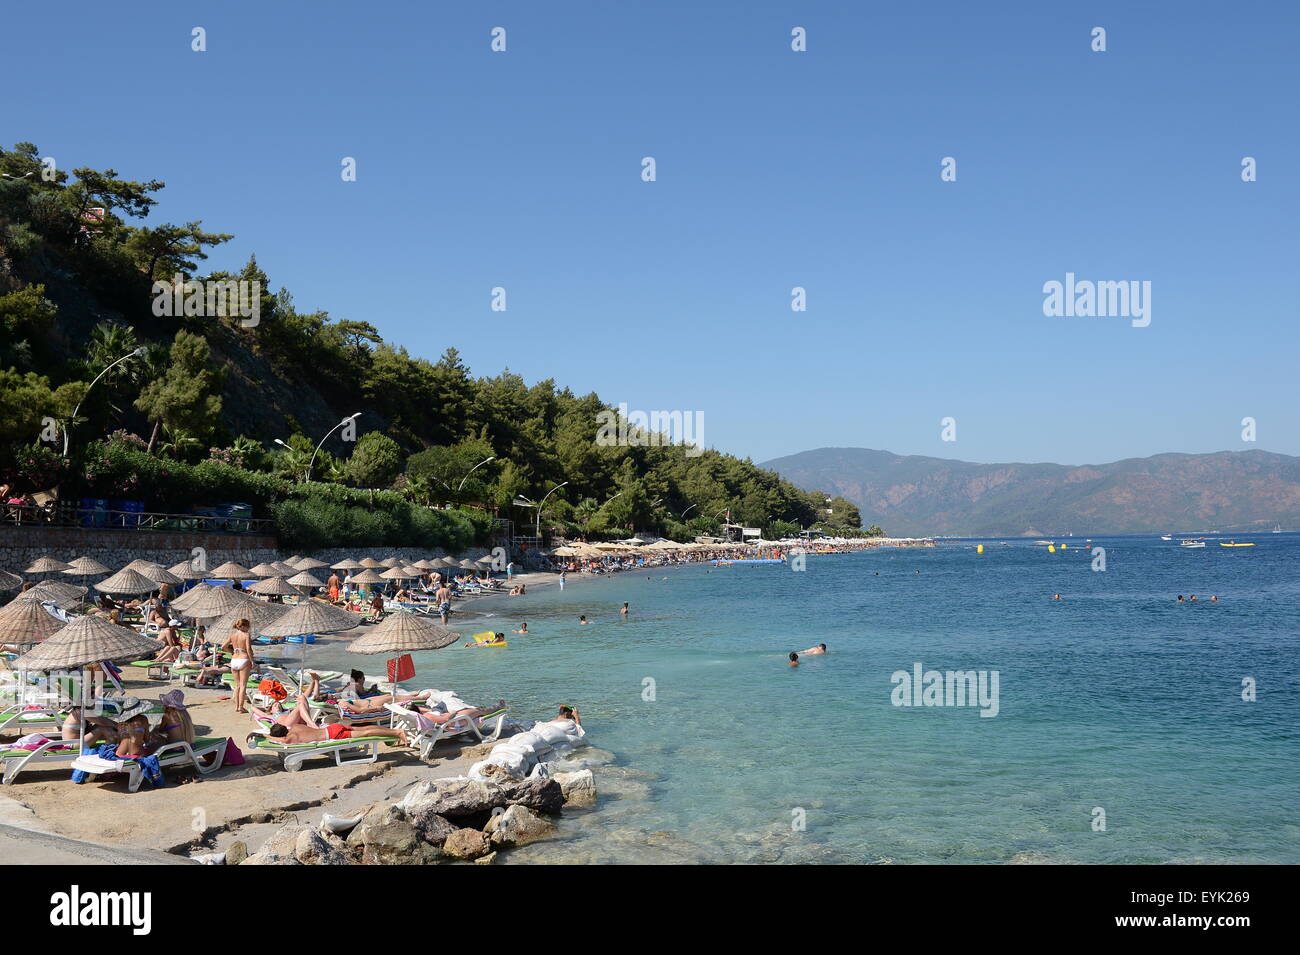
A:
[257,679,287,702]
[222,738,246,766]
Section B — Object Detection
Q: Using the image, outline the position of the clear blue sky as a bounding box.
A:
[4,1,1296,466]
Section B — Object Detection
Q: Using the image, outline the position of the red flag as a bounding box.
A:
[387,654,415,684]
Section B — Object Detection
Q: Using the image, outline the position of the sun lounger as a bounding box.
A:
[1,737,82,783]
[385,702,507,758]
[68,736,227,792]
[245,730,402,772]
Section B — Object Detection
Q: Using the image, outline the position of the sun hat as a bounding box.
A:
[159,689,187,710]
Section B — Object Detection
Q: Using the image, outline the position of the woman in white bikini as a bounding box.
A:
[222,618,254,714]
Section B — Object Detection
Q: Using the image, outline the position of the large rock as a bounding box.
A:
[295,827,355,866]
[242,850,302,865]
[400,778,497,819]
[410,810,458,848]
[485,804,555,848]
[257,823,309,858]
[552,770,597,807]
[225,841,249,866]
[443,827,491,860]
[346,805,436,865]
[497,777,565,814]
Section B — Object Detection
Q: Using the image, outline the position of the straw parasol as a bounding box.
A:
[456,559,478,570]
[346,611,459,694]
[349,569,386,586]
[359,558,383,568]
[94,567,160,596]
[284,555,304,565]
[63,556,110,576]
[474,554,496,566]
[136,563,183,587]
[16,581,85,611]
[259,598,360,677]
[551,546,578,557]
[179,585,258,621]
[209,600,288,639]
[168,581,213,614]
[25,556,71,575]
[412,559,439,570]
[0,569,23,591]
[380,567,413,581]
[249,576,297,597]
[286,571,326,589]
[293,557,329,570]
[331,558,364,570]
[15,615,160,671]
[0,596,65,647]
[380,557,403,568]
[247,562,283,578]
[208,561,253,580]
[167,560,209,581]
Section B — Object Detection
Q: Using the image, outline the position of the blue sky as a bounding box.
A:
[4,1,1296,466]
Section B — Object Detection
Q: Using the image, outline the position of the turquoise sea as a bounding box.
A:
[309,535,1300,864]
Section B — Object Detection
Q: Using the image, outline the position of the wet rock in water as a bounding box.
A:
[552,769,597,807]
[486,804,555,848]
[401,778,497,819]
[225,841,248,866]
[410,810,458,847]
[443,827,491,859]
[349,805,438,865]
[497,777,564,814]
[295,827,355,866]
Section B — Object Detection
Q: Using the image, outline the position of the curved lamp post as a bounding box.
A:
[535,482,569,540]
[63,346,146,456]
[307,413,360,482]
[457,455,496,491]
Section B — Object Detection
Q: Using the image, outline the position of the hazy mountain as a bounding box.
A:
[759,447,1300,537]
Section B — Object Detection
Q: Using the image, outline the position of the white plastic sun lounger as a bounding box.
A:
[385,702,507,759]
[1,737,81,784]
[69,737,227,792]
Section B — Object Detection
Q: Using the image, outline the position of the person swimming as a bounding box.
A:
[579,615,590,625]
[799,644,827,656]
[788,652,799,667]
[513,621,528,634]
[1052,593,1062,601]
[620,602,629,615]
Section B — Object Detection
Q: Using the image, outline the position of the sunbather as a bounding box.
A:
[253,693,321,729]
[156,690,194,745]
[114,715,156,758]
[261,721,407,745]
[61,707,120,746]
[406,699,506,727]
[338,688,434,715]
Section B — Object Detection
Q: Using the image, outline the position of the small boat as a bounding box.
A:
[1179,539,1206,548]
[1219,540,1255,548]
[1160,535,1172,541]
[1273,523,1282,534]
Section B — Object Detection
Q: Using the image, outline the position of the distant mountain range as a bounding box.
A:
[759,447,1300,537]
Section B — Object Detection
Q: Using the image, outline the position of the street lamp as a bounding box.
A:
[307,413,360,482]
[63,346,146,456]
[534,482,569,540]
[457,455,496,491]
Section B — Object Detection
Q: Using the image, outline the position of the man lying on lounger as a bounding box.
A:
[260,721,408,745]
[405,698,507,727]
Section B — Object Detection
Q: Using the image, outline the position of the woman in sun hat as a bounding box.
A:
[157,689,195,745]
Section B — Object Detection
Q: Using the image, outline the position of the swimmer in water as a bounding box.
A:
[513,622,528,634]
[1189,594,1197,602]
[579,615,590,625]
[620,602,629,616]
[1176,595,1185,602]
[799,644,827,656]
[1052,593,1062,601]
[1210,595,1219,603]
[788,652,799,668]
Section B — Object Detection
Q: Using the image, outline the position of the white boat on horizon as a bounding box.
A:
[1161,534,1172,540]
[1179,539,1206,548]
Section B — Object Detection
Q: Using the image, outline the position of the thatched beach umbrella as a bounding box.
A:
[349,569,386,587]
[380,567,412,581]
[474,554,496,566]
[259,598,360,678]
[286,571,325,589]
[412,559,438,570]
[208,561,253,580]
[137,564,183,588]
[179,585,258,621]
[248,563,283,578]
[14,615,161,754]
[456,559,478,571]
[249,576,297,597]
[210,601,288,641]
[380,557,403,568]
[293,557,329,570]
[63,556,110,577]
[0,569,23,591]
[15,582,84,611]
[331,558,364,571]
[346,611,459,694]
[168,581,213,614]
[359,558,382,568]
[284,555,304,566]
[94,567,159,597]
[0,595,65,648]
[25,556,71,575]
[167,560,209,581]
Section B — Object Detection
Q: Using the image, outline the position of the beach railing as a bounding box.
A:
[1,501,275,535]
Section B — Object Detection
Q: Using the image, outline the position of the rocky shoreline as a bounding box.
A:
[223,770,596,865]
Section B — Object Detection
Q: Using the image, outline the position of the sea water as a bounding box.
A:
[309,536,1300,864]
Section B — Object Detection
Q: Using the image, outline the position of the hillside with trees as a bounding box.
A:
[0,142,873,548]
